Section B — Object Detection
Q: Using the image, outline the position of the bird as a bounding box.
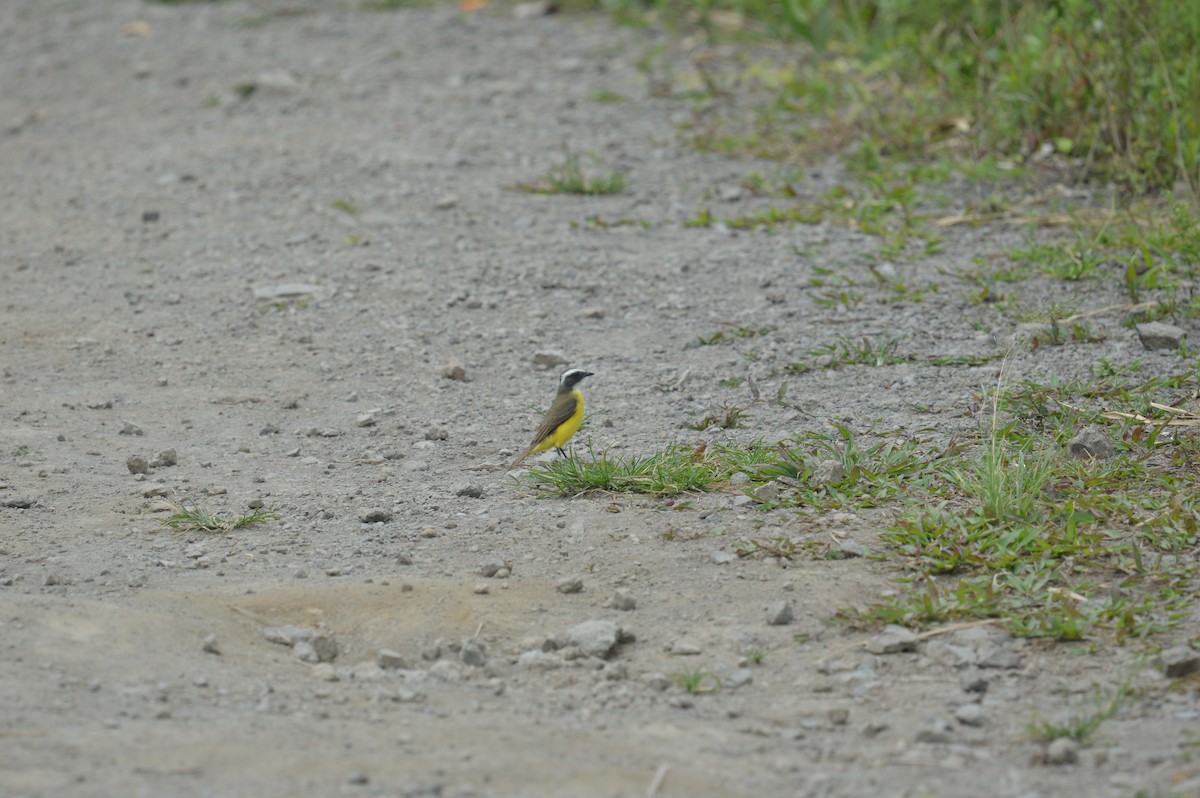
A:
[508,368,593,470]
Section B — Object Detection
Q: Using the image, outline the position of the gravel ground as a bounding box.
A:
[2,2,1199,797]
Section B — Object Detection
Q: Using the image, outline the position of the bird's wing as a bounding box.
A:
[529,393,578,446]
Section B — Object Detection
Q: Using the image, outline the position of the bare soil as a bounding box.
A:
[2,2,1198,797]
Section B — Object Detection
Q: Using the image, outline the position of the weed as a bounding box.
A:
[743,649,766,664]
[331,199,361,215]
[1029,662,1143,744]
[162,503,278,533]
[514,151,627,196]
[671,668,720,694]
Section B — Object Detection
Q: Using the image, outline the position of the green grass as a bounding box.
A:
[1028,663,1143,744]
[521,443,756,496]
[671,668,720,694]
[162,503,279,533]
[331,199,361,215]
[513,151,628,196]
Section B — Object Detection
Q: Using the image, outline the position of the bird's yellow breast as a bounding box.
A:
[547,389,585,448]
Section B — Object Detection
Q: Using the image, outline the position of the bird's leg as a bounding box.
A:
[556,447,567,458]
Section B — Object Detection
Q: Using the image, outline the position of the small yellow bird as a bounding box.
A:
[508,368,593,470]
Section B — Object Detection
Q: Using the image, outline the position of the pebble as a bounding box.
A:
[453,480,483,498]
[837,538,867,558]
[1044,737,1079,765]
[378,649,408,670]
[710,550,736,565]
[202,634,220,655]
[827,707,849,725]
[404,460,430,472]
[811,459,845,486]
[1136,321,1186,350]
[460,638,487,667]
[532,351,568,369]
[954,703,986,726]
[556,575,584,594]
[473,583,490,595]
[126,456,150,475]
[765,600,794,626]
[865,625,918,654]
[350,662,386,681]
[360,508,393,524]
[643,672,671,691]
[254,283,316,299]
[441,358,467,381]
[312,663,338,682]
[1157,645,1200,679]
[424,427,449,441]
[670,641,702,656]
[914,718,955,744]
[1,497,35,509]
[263,625,315,646]
[726,669,754,689]
[356,413,376,428]
[960,668,989,693]
[977,641,1023,669]
[478,561,507,578]
[1067,426,1114,459]
[751,480,783,503]
[120,420,144,436]
[566,620,622,659]
[606,588,636,611]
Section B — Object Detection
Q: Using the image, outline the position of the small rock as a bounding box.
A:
[827,707,850,725]
[126,456,150,475]
[670,641,702,656]
[253,69,301,95]
[710,550,736,565]
[977,641,1023,669]
[765,600,794,626]
[811,459,844,486]
[726,669,754,689]
[424,427,448,441]
[751,480,783,503]
[434,194,458,210]
[202,634,220,655]
[578,307,606,319]
[532,351,568,369]
[142,486,170,498]
[1136,321,1186,351]
[346,771,369,786]
[566,620,621,659]
[1,497,35,509]
[293,640,320,663]
[453,480,483,498]
[312,663,338,682]
[865,625,918,655]
[377,649,408,670]
[360,508,393,524]
[43,572,62,587]
[954,703,986,726]
[960,668,989,693]
[556,576,584,594]
[914,718,955,744]
[404,460,429,472]
[350,662,386,682]
[607,588,637,611]
[643,672,671,691]
[152,449,178,467]
[120,420,144,437]
[356,413,376,428]
[1068,426,1113,459]
[473,583,490,595]
[460,638,487,667]
[441,358,467,381]
[1157,645,1200,679]
[1044,737,1079,765]
[837,538,867,558]
[478,561,507,578]
[311,635,338,663]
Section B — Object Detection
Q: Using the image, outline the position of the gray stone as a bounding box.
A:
[532,351,569,369]
[1068,426,1114,459]
[120,420,144,436]
[479,561,507,578]
[726,668,754,689]
[126,456,150,475]
[954,703,986,726]
[360,508,393,524]
[262,625,315,646]
[350,662,385,681]
[1157,645,1200,679]
[977,641,1023,669]
[202,634,220,655]
[811,459,844,486]
[460,638,487,667]
[356,413,376,428]
[441,358,467,381]
[865,625,918,654]
[377,649,408,670]
[453,480,483,498]
[960,668,989,693]
[556,575,584,594]
[765,600,794,626]
[566,620,621,659]
[607,588,637,611]
[293,640,320,663]
[1136,321,1187,351]
[710,550,736,565]
[311,635,338,663]
[1,496,35,509]
[1045,737,1079,765]
[837,538,867,558]
[670,640,701,656]
[152,449,178,467]
[751,480,783,503]
[424,427,448,441]
[914,718,955,744]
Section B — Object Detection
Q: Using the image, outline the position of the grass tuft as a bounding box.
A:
[163,503,278,533]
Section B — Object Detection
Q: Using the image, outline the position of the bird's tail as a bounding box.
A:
[507,446,535,471]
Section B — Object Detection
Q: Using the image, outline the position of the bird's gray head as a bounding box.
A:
[559,368,594,390]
